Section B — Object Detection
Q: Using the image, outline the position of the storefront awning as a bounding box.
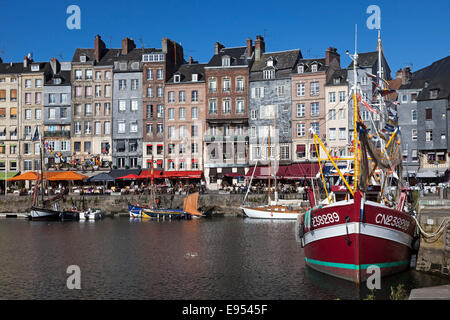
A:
[0,172,19,181]
[245,163,320,180]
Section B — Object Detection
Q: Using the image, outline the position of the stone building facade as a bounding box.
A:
[249,48,302,166]
[291,47,340,161]
[164,61,206,171]
[203,38,255,189]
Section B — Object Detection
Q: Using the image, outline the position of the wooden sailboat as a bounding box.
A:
[242,107,303,220]
[296,26,417,283]
[183,192,213,218]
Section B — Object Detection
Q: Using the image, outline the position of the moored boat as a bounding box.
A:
[242,205,302,220]
[30,206,61,221]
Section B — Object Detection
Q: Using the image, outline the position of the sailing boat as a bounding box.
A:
[128,157,190,219]
[183,192,213,218]
[29,127,66,221]
[242,106,303,220]
[296,26,417,283]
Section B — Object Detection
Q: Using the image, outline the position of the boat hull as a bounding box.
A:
[30,207,61,221]
[242,205,301,220]
[299,193,416,283]
[60,211,80,221]
[128,203,189,220]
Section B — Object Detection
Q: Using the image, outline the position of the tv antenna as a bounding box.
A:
[138,36,145,49]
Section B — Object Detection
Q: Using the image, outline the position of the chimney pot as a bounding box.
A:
[121,37,136,55]
[247,38,253,58]
[215,42,224,55]
[254,35,265,61]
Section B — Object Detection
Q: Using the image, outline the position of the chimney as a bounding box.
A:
[0,57,2,64]
[95,35,106,62]
[23,56,29,68]
[325,47,340,68]
[121,37,136,55]
[188,56,194,64]
[246,38,253,58]
[255,35,265,61]
[50,58,60,74]
[402,67,412,85]
[215,42,224,55]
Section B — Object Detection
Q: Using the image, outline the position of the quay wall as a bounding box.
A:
[0,192,308,217]
[416,198,450,278]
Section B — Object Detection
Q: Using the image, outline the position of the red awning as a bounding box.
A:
[284,162,321,179]
[296,144,306,152]
[117,174,140,180]
[138,170,163,179]
[224,172,244,178]
[161,171,202,179]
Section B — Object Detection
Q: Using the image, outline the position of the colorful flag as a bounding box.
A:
[357,93,379,114]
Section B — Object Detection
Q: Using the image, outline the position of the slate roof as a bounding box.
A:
[167,63,206,83]
[45,70,71,86]
[326,69,348,86]
[399,55,450,101]
[0,61,51,75]
[72,47,159,66]
[206,46,252,67]
[293,58,328,74]
[250,49,302,80]
[347,51,379,69]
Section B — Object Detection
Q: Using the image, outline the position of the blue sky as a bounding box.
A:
[0,0,449,77]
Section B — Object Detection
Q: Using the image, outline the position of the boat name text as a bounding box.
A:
[375,214,410,231]
[312,212,339,227]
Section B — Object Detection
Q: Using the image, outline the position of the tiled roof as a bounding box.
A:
[326,69,348,86]
[207,46,252,67]
[0,61,50,74]
[293,58,328,74]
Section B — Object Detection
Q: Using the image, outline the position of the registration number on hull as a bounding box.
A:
[312,212,340,227]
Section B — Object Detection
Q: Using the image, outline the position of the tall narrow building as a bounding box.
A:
[203,37,255,189]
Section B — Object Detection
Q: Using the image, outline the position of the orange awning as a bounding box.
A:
[7,171,59,181]
[47,171,88,181]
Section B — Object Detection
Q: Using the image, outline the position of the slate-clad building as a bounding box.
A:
[203,37,255,189]
[43,58,72,168]
[249,48,302,165]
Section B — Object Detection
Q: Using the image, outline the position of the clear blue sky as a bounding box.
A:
[1,0,449,77]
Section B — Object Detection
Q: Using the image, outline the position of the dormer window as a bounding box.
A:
[298,65,304,73]
[424,81,429,88]
[222,56,230,67]
[174,74,181,83]
[311,64,318,72]
[53,78,62,84]
[429,89,439,99]
[80,55,87,63]
[266,57,274,67]
[263,69,275,80]
[333,78,341,85]
[192,74,198,82]
[31,64,39,71]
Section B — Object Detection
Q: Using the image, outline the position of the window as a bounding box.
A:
[310,82,319,96]
[168,144,175,154]
[157,105,164,118]
[25,109,32,120]
[168,108,175,120]
[296,145,305,158]
[339,91,346,102]
[298,65,304,73]
[74,142,81,152]
[95,103,101,116]
[75,70,82,80]
[104,122,111,134]
[179,91,186,103]
[168,126,175,139]
[236,78,244,91]
[85,104,92,116]
[338,108,345,120]
[296,123,305,137]
[179,144,186,154]
[276,86,285,96]
[209,99,217,114]
[146,124,153,134]
[252,87,264,98]
[296,83,305,97]
[49,94,56,104]
[263,69,275,79]
[104,103,111,115]
[60,107,68,119]
[95,85,102,97]
[222,78,231,92]
[168,91,175,103]
[361,110,369,121]
[411,150,418,162]
[25,93,31,104]
[118,121,126,133]
[208,78,217,92]
[85,86,92,97]
[147,87,153,98]
[251,109,257,120]
[174,74,180,82]
[329,92,336,103]
[192,74,198,82]
[119,80,127,90]
[222,99,231,114]
[361,76,368,85]
[402,94,408,103]
[84,121,91,134]
[49,108,56,120]
[10,89,17,101]
[95,71,102,80]
[179,108,186,120]
[157,69,164,80]
[74,122,82,134]
[311,102,320,116]
[119,100,126,112]
[411,110,417,121]
[329,128,336,140]
[147,70,153,80]
[329,109,336,120]
[339,128,346,140]
[191,125,198,137]
[130,121,138,133]
[311,64,318,72]
[84,141,91,153]
[168,160,175,169]
[131,79,139,90]
[425,108,432,120]
[35,109,41,120]
[131,100,138,111]
[191,107,198,119]
[35,92,42,104]
[179,126,185,139]
[250,126,256,137]
[75,86,82,97]
[311,122,319,135]
[191,90,198,102]
[61,93,68,103]
[425,130,432,142]
[236,100,245,113]
[222,56,230,66]
[296,104,305,118]
[412,129,417,141]
[24,160,32,170]
[85,70,93,80]
[280,146,290,160]
[95,121,101,135]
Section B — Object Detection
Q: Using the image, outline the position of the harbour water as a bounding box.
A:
[0,216,447,300]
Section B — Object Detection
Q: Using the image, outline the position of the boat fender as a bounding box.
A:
[344,216,352,246]
[411,236,420,253]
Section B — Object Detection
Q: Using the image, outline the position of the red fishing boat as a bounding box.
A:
[296,26,417,283]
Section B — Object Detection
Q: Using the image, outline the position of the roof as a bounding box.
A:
[400,55,450,100]
[0,61,51,75]
[45,70,71,86]
[167,63,206,83]
[326,69,348,86]
[293,58,328,74]
[206,46,252,67]
[72,47,158,66]
[250,49,301,80]
[347,51,379,69]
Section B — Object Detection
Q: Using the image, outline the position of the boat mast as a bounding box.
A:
[273,112,278,203]
[352,24,360,193]
[268,125,271,205]
[39,127,45,206]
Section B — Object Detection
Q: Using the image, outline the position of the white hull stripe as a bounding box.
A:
[302,222,412,248]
